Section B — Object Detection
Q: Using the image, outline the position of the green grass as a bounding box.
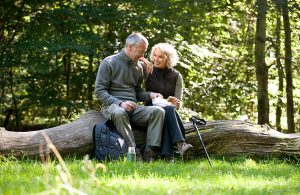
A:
[0,156,299,195]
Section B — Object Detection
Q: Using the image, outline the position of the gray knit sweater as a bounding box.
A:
[94,50,150,107]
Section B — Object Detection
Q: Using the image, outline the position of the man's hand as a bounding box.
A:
[120,101,138,112]
[150,92,163,99]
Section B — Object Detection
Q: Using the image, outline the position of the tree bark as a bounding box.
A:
[255,0,269,125]
[1,110,300,159]
[63,49,72,117]
[282,0,295,133]
[87,54,94,109]
[274,2,284,132]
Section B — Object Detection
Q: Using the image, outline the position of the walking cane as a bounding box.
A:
[190,116,213,168]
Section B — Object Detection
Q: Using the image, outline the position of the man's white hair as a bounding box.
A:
[125,33,148,47]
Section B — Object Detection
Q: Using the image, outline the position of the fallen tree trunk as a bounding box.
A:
[0,110,300,158]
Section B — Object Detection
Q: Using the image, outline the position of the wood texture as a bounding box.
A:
[1,110,300,158]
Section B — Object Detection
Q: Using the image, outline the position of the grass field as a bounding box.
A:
[0,155,299,195]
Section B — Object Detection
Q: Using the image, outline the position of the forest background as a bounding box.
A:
[0,0,299,133]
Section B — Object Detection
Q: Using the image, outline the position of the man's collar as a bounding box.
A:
[119,50,134,64]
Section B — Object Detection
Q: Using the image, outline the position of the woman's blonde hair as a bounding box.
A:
[150,43,178,68]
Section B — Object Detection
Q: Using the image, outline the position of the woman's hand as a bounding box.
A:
[167,96,181,109]
[140,57,153,74]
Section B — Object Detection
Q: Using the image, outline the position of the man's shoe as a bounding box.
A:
[177,142,193,160]
[136,148,143,162]
[163,156,175,163]
[143,149,159,162]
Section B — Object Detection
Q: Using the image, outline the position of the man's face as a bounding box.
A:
[129,42,147,62]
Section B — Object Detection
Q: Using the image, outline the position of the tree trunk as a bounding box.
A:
[87,55,94,109]
[275,2,284,132]
[63,49,72,117]
[1,110,300,159]
[245,7,255,120]
[282,0,295,133]
[255,0,269,125]
[9,67,19,129]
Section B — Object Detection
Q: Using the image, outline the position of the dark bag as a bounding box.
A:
[93,120,127,161]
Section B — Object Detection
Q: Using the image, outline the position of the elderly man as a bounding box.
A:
[94,33,165,162]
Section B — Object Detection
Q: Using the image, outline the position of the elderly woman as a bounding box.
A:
[141,43,193,161]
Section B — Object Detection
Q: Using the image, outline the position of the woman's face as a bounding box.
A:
[152,48,167,68]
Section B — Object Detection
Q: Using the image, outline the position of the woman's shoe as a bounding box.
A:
[177,142,193,160]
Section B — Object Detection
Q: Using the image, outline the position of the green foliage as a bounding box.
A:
[0,0,299,130]
[174,36,257,120]
[0,156,300,194]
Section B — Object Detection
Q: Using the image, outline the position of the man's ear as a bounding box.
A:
[128,44,134,50]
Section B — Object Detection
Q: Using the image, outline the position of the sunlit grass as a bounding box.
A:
[0,155,299,195]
